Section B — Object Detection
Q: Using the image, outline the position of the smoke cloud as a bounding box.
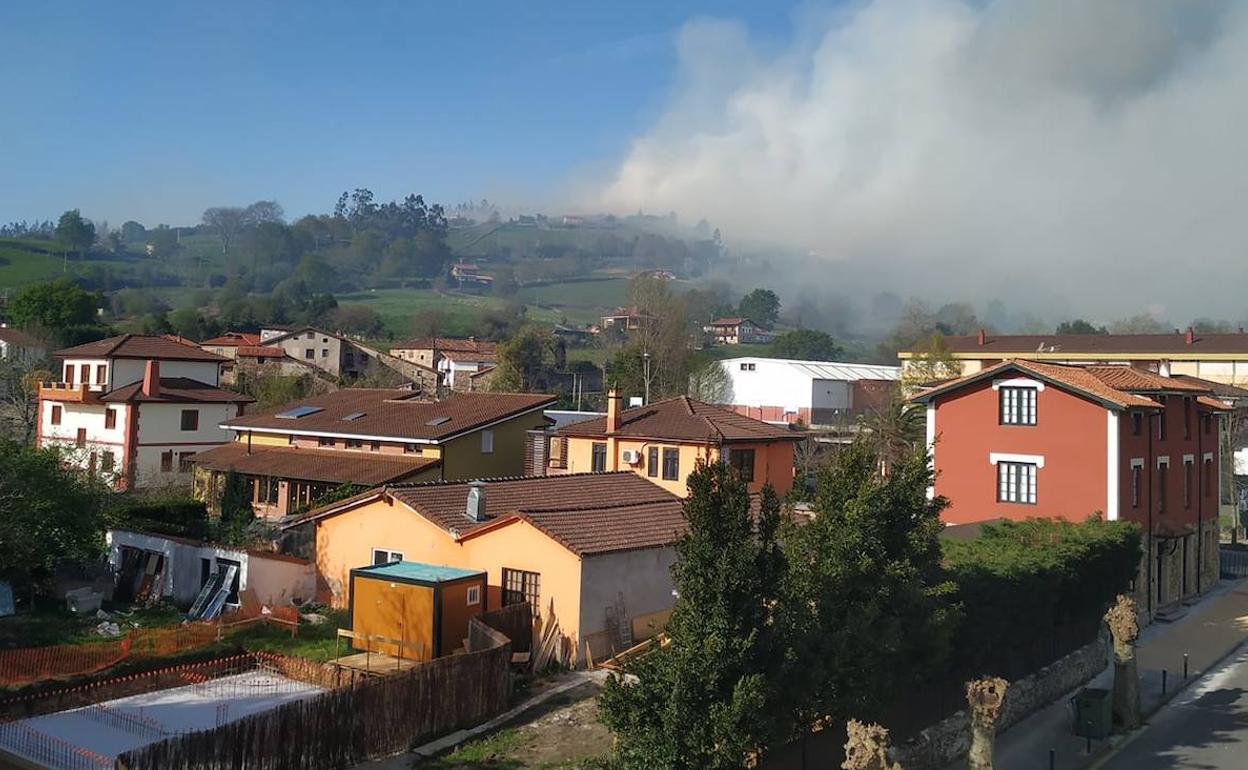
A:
[599,0,1248,321]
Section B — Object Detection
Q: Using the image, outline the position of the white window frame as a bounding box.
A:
[466,585,481,606]
[480,429,494,454]
[372,548,404,565]
[998,385,1038,426]
[996,461,1038,505]
[1130,458,1144,509]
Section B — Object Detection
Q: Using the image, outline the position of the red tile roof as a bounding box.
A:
[236,346,287,358]
[100,377,254,404]
[907,332,1248,357]
[0,328,44,348]
[223,389,555,442]
[290,472,687,555]
[55,334,226,362]
[192,442,438,485]
[912,360,1226,410]
[709,317,751,327]
[556,396,800,443]
[392,337,499,355]
[202,333,262,347]
[442,350,498,362]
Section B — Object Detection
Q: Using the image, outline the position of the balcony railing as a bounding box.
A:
[38,382,105,404]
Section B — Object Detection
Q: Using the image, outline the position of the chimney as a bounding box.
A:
[976,328,986,346]
[1185,326,1195,345]
[466,481,487,522]
[606,389,622,434]
[142,360,161,397]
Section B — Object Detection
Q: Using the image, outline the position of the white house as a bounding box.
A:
[718,357,901,426]
[38,335,252,488]
[439,349,499,391]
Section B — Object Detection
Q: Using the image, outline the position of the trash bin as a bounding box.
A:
[1071,687,1112,739]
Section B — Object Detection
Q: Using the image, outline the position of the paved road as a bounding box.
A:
[1100,642,1248,770]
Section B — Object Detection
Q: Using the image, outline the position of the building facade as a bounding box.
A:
[283,472,685,663]
[704,317,772,345]
[901,329,1248,385]
[720,357,900,426]
[547,392,800,496]
[193,389,555,518]
[913,360,1228,617]
[37,335,251,488]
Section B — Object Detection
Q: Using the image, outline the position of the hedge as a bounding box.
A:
[942,517,1142,679]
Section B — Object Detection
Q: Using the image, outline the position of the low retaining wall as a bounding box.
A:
[895,628,1109,770]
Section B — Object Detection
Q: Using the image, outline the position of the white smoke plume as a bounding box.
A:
[599,0,1248,321]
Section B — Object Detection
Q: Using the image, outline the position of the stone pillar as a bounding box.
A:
[1105,593,1140,729]
[843,720,902,770]
[966,677,1008,770]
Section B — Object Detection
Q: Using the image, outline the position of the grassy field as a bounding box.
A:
[513,278,628,326]
[336,288,562,339]
[447,221,650,259]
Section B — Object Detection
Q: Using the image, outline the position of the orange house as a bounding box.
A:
[548,393,800,497]
[282,472,686,664]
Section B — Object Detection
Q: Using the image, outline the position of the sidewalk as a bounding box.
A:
[947,578,1248,770]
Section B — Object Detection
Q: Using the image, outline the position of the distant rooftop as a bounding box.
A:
[722,357,900,381]
[902,331,1248,358]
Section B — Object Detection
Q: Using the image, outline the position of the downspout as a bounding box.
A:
[1197,411,1203,595]
[1147,409,1155,617]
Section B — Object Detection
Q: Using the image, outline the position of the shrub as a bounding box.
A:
[942,517,1141,679]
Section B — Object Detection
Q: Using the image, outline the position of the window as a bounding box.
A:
[371,440,381,451]
[51,405,62,425]
[318,436,335,447]
[502,568,540,614]
[304,348,315,359]
[372,549,404,565]
[1158,460,1169,512]
[178,452,196,472]
[100,451,115,473]
[1158,397,1168,440]
[1131,465,1141,508]
[345,438,364,449]
[321,349,329,358]
[481,430,494,454]
[404,444,422,455]
[728,448,756,482]
[998,387,1037,425]
[180,410,199,431]
[466,585,481,606]
[647,446,659,478]
[95,364,106,385]
[739,362,756,371]
[217,558,242,605]
[104,408,117,430]
[254,477,279,505]
[662,447,680,481]
[306,332,315,340]
[1132,412,1142,436]
[591,442,607,472]
[1205,458,1214,497]
[1184,398,1192,439]
[80,364,90,384]
[63,364,73,384]
[75,428,86,447]
[996,461,1037,504]
[161,451,173,473]
[1184,458,1193,508]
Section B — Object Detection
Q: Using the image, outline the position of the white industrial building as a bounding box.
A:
[718,357,901,426]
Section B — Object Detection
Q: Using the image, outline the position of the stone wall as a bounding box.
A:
[895,629,1110,770]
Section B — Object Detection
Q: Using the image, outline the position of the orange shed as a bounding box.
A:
[348,561,487,660]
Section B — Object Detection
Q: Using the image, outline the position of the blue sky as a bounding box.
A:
[0,1,799,226]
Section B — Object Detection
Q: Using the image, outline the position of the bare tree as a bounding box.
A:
[0,360,51,444]
[244,200,285,224]
[201,206,248,257]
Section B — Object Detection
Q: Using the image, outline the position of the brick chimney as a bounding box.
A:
[606,388,622,434]
[1185,326,1195,345]
[977,328,987,346]
[141,360,161,397]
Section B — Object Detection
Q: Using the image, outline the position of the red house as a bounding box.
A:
[913,359,1230,617]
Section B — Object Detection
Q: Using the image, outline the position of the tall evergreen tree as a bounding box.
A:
[599,463,792,769]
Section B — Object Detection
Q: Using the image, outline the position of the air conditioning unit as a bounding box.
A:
[621,449,642,466]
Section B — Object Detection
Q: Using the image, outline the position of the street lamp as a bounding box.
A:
[642,351,652,405]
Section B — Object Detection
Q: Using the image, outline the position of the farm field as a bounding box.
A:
[335,288,562,339]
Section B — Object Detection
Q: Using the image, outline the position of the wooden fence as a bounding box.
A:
[478,602,532,654]
[117,633,514,770]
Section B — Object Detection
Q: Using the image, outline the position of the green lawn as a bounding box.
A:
[513,278,628,326]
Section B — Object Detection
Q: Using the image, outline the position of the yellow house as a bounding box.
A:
[550,393,801,497]
[282,472,686,664]
[194,390,555,518]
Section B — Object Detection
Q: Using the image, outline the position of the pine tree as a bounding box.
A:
[599,463,793,769]
[216,468,254,544]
